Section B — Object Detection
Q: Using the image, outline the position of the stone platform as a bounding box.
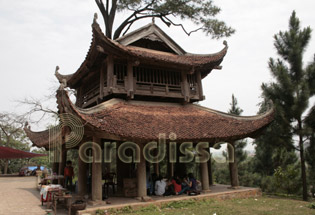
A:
[77,184,262,215]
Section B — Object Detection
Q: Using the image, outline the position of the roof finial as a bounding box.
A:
[94,13,98,23]
[55,66,59,74]
[24,122,30,129]
[223,40,228,47]
[152,17,155,24]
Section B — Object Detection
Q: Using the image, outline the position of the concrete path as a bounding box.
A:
[0,176,70,215]
[0,176,45,215]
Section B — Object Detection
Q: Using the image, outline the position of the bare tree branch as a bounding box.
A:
[163,16,205,36]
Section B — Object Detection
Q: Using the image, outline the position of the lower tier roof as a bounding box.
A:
[53,89,274,144]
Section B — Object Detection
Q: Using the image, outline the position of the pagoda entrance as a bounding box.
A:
[74,136,214,202]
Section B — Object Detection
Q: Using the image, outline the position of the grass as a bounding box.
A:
[108,196,315,215]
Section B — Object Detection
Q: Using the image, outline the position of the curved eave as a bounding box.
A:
[94,21,228,72]
[56,89,274,143]
[55,70,73,84]
[56,20,228,88]
[24,126,50,150]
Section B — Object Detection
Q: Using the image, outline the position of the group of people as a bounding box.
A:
[147,172,201,196]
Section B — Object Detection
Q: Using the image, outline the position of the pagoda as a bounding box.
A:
[25,14,274,202]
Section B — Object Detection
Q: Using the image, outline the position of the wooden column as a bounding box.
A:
[52,162,59,174]
[92,137,102,201]
[126,61,134,99]
[78,154,88,196]
[137,143,147,198]
[200,161,210,191]
[106,55,114,90]
[99,62,105,100]
[208,154,213,186]
[181,71,190,102]
[196,70,204,101]
[228,142,239,188]
[75,87,83,107]
[58,145,67,176]
[167,142,175,178]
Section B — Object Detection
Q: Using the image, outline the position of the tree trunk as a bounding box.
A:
[298,121,308,201]
[4,159,8,174]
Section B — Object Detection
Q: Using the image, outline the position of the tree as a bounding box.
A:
[305,106,315,197]
[226,94,247,187]
[95,0,235,39]
[0,113,26,174]
[228,94,247,164]
[261,11,315,201]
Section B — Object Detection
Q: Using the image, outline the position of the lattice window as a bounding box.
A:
[133,66,181,86]
[114,63,127,85]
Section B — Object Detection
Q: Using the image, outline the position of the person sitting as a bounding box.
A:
[163,179,176,196]
[155,175,166,196]
[177,175,191,195]
[171,176,182,195]
[187,173,201,195]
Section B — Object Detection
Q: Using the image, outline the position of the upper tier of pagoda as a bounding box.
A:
[55,14,228,107]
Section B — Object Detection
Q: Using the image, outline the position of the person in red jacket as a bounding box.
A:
[64,160,74,191]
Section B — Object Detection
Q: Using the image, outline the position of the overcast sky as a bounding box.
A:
[0,0,314,131]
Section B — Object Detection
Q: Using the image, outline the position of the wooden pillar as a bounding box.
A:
[208,154,213,186]
[153,163,159,175]
[106,55,114,90]
[127,61,134,99]
[75,87,83,107]
[137,143,147,198]
[92,137,102,201]
[228,142,239,188]
[99,62,105,99]
[167,143,175,178]
[58,145,67,176]
[196,70,204,101]
[153,148,159,175]
[200,161,210,191]
[52,162,59,174]
[181,71,190,102]
[78,154,88,196]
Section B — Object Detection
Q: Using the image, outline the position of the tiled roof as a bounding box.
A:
[24,126,50,149]
[56,19,227,87]
[56,89,274,143]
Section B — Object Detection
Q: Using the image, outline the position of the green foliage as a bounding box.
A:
[95,209,106,215]
[138,205,159,212]
[259,11,315,200]
[0,112,35,174]
[228,94,243,116]
[161,199,197,209]
[305,131,315,197]
[308,202,315,209]
[106,197,313,215]
[274,165,301,195]
[212,161,230,185]
[96,0,235,39]
[29,148,51,168]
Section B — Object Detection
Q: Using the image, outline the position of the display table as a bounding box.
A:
[51,192,72,215]
[40,184,64,208]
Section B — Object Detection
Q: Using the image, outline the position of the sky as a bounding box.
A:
[0,0,314,133]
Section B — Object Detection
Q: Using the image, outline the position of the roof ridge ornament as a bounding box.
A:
[55,66,67,90]
[223,40,228,47]
[93,13,98,24]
